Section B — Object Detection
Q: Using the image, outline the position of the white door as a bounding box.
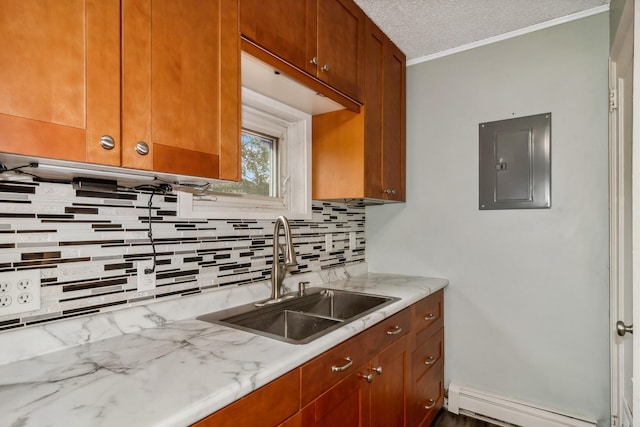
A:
[610,1,638,426]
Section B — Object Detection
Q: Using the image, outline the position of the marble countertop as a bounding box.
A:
[0,272,447,427]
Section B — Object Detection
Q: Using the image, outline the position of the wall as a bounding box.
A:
[367,13,610,424]
[0,179,365,331]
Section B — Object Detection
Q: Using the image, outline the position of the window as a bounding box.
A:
[177,88,312,219]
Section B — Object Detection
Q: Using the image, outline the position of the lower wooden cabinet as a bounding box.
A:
[408,289,445,427]
[192,291,444,427]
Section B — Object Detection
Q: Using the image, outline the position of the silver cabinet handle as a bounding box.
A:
[99,135,116,150]
[386,325,402,335]
[372,366,382,375]
[331,357,353,372]
[310,57,318,65]
[135,141,150,156]
[617,320,633,336]
[321,64,330,72]
[424,399,436,410]
[359,373,373,383]
[383,188,396,195]
[424,313,435,321]
[424,356,436,366]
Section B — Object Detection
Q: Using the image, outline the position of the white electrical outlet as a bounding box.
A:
[0,270,41,317]
[349,232,357,250]
[137,260,156,292]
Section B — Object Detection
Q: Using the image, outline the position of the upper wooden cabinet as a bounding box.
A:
[0,0,121,167]
[0,0,240,181]
[312,20,406,202]
[122,0,240,180]
[240,0,365,104]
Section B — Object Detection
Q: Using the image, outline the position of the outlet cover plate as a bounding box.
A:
[0,270,41,317]
[137,260,156,292]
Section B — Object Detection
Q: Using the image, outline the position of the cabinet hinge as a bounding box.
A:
[609,87,618,112]
[611,414,618,427]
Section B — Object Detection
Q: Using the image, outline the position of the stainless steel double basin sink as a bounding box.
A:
[198,288,398,344]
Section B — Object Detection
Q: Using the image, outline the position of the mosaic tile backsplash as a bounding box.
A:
[0,179,365,332]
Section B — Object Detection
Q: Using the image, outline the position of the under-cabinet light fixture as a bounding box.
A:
[33,163,158,182]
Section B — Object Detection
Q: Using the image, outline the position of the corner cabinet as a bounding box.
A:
[193,291,444,427]
[240,0,365,106]
[312,19,406,202]
[0,0,241,181]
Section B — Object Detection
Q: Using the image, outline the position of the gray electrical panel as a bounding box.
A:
[479,113,551,210]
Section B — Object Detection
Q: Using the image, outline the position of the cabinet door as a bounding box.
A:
[0,0,121,166]
[301,366,371,427]
[316,0,365,102]
[381,41,406,201]
[123,0,240,180]
[370,337,407,427]
[363,20,385,199]
[362,19,406,202]
[240,0,314,72]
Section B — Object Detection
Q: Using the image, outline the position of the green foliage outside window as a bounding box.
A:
[212,131,276,197]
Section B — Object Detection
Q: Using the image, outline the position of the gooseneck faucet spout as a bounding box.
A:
[270,215,298,301]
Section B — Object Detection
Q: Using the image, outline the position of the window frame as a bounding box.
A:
[177,88,312,220]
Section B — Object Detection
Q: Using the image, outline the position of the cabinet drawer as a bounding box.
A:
[410,358,444,427]
[370,307,411,353]
[192,369,300,427]
[301,330,371,406]
[411,327,443,381]
[412,290,443,346]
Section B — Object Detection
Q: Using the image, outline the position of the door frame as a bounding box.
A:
[609,0,639,425]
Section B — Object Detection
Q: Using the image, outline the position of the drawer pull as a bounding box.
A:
[424,356,436,365]
[386,325,403,335]
[424,399,436,410]
[424,313,435,321]
[331,357,353,372]
[372,366,383,375]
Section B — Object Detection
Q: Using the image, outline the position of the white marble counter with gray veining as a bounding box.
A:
[0,268,447,427]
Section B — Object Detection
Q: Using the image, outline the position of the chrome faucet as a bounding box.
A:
[266,216,298,303]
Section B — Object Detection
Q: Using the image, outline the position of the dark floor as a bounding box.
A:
[431,409,501,427]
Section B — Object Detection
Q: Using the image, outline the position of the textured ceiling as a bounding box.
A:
[354,0,609,62]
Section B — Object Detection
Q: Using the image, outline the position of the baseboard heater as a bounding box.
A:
[447,383,597,427]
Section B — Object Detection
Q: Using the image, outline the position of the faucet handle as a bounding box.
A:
[298,281,310,296]
[281,244,297,266]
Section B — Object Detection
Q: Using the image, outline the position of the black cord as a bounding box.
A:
[0,163,182,275]
[144,189,157,274]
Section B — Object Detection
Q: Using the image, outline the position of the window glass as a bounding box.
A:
[212,130,278,197]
